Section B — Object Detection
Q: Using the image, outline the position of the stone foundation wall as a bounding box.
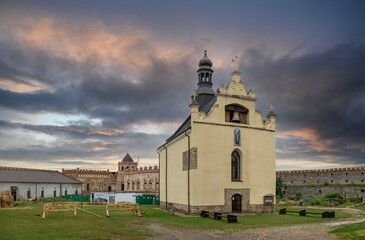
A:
[160,201,275,215]
[248,204,275,213]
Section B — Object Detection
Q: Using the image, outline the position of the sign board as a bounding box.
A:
[264,195,274,204]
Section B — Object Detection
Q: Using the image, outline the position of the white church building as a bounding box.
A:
[158,49,277,214]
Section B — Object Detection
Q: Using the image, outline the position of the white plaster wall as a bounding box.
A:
[159,136,189,205]
[0,183,82,200]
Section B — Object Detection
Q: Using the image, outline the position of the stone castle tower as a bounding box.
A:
[118,153,138,173]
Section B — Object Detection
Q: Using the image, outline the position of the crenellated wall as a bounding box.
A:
[63,164,160,196]
[62,168,114,194]
[277,167,365,198]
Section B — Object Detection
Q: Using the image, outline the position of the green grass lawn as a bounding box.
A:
[330,204,365,240]
[0,203,351,240]
[331,222,365,240]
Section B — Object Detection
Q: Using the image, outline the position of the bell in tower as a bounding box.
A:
[231,111,241,123]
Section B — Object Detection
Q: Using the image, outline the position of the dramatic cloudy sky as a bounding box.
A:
[0,0,364,171]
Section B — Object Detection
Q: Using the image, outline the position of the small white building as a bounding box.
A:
[0,167,82,201]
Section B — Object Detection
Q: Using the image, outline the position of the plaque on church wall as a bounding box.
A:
[234,128,241,146]
[263,195,274,204]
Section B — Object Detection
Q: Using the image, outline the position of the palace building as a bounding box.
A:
[158,50,277,214]
[63,153,159,195]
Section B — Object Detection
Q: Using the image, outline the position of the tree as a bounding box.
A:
[276,176,286,198]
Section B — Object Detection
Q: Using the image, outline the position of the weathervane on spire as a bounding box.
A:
[232,56,240,71]
[200,35,211,51]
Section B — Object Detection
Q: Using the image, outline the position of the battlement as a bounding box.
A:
[277,167,365,175]
[62,168,111,175]
[123,165,159,174]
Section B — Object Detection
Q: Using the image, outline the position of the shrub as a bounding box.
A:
[294,192,303,201]
[323,193,345,205]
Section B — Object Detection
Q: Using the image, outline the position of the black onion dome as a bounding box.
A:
[198,50,213,67]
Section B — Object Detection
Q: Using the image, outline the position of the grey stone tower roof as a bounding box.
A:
[266,111,278,118]
[121,153,134,163]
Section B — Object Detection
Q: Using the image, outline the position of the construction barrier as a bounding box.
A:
[63,195,90,202]
[136,195,159,205]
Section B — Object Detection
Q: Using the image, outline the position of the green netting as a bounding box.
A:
[136,195,160,205]
[63,195,90,202]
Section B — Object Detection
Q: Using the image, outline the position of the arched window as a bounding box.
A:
[231,151,241,181]
[225,104,248,124]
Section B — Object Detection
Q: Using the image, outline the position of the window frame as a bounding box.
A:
[231,150,242,181]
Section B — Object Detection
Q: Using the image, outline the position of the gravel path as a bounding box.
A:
[147,207,365,240]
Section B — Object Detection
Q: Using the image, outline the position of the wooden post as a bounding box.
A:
[73,205,77,218]
[106,204,110,217]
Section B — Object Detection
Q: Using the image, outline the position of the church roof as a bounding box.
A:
[165,116,191,143]
[200,96,217,113]
[121,153,134,163]
[164,95,217,145]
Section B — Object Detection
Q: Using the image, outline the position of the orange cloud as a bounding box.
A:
[277,128,336,152]
[45,126,124,136]
[5,17,196,83]
[0,77,50,93]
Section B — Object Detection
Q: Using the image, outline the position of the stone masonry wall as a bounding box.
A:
[277,167,365,198]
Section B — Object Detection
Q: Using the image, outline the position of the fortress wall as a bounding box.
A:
[277,167,365,198]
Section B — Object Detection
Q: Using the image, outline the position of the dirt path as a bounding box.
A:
[147,207,365,240]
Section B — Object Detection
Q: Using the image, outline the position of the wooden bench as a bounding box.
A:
[279,208,306,216]
[200,211,238,223]
[279,208,335,218]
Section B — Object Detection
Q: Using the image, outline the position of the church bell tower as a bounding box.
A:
[196,49,215,108]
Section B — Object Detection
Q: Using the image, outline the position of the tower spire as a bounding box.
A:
[195,46,215,108]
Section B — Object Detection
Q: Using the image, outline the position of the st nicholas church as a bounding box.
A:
[158,48,277,214]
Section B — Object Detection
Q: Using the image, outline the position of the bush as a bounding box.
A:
[347,196,363,203]
[323,193,345,205]
[294,192,303,201]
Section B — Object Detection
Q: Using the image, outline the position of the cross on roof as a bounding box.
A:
[200,35,211,51]
[270,104,274,111]
[232,56,240,71]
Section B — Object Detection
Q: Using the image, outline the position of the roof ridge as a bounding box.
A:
[0,166,58,172]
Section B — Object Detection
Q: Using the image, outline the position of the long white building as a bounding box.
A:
[0,167,82,202]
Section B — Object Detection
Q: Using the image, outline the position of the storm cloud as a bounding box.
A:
[0,1,364,170]
[241,42,365,167]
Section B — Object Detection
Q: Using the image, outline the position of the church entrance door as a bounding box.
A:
[232,194,242,213]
